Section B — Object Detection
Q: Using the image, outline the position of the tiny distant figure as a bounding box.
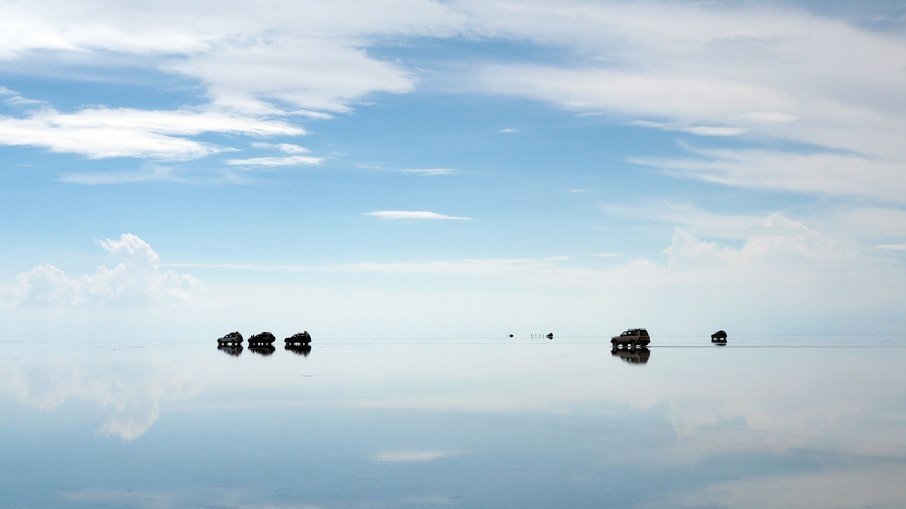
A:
[546,332,554,340]
[508,334,514,338]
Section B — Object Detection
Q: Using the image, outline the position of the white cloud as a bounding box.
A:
[632,148,906,203]
[631,120,747,137]
[0,106,303,160]
[337,212,904,333]
[3,233,203,308]
[452,1,906,197]
[225,155,323,167]
[400,168,458,176]
[365,210,473,220]
[877,243,906,251]
[57,165,181,185]
[250,142,311,154]
[172,37,416,114]
[0,1,464,114]
[3,0,903,204]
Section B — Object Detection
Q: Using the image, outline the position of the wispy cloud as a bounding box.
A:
[876,244,906,251]
[250,142,311,154]
[355,164,459,176]
[632,148,906,204]
[58,165,182,185]
[399,168,458,176]
[0,106,302,160]
[225,155,324,167]
[458,1,906,198]
[161,262,315,272]
[631,120,747,137]
[365,210,472,220]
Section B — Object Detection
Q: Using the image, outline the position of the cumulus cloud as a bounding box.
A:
[3,234,203,308]
[339,212,904,333]
[365,210,473,220]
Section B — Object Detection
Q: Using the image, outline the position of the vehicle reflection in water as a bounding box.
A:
[249,345,276,356]
[285,344,312,357]
[611,346,650,365]
[217,344,243,356]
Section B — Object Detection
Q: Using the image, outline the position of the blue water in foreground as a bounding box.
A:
[2,335,905,508]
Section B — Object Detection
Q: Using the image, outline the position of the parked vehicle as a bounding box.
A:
[217,331,243,345]
[285,331,312,345]
[248,331,276,345]
[611,328,650,348]
[711,330,728,344]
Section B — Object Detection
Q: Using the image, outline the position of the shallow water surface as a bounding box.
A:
[2,337,905,508]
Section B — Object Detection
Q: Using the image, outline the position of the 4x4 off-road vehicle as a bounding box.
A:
[611,328,650,348]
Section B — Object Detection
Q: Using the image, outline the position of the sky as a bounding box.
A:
[1,0,905,340]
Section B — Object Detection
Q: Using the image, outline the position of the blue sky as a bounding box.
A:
[1,0,905,340]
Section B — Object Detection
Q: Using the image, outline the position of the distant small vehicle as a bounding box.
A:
[711,330,728,344]
[217,331,243,345]
[611,328,650,348]
[248,331,276,345]
[285,331,312,345]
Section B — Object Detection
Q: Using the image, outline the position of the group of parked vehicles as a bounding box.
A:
[610,328,728,347]
[217,331,312,346]
[217,328,726,350]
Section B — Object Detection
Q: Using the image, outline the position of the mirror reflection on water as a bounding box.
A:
[1,336,905,508]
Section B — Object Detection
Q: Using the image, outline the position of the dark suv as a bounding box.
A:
[611,328,650,347]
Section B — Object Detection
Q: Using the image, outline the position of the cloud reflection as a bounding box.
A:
[0,348,216,441]
[660,465,906,509]
[372,449,462,463]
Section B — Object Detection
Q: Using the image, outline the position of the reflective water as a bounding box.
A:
[2,336,906,508]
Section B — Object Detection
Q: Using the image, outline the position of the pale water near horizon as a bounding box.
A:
[2,336,905,508]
